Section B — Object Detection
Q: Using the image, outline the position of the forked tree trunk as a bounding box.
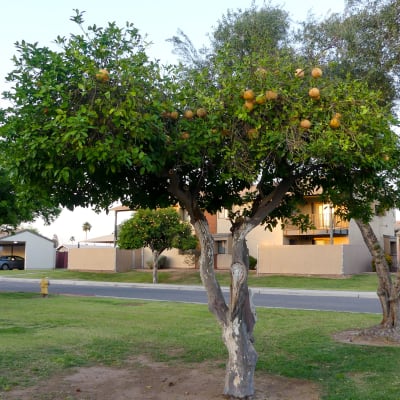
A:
[355,219,400,331]
[193,218,257,399]
[169,176,292,398]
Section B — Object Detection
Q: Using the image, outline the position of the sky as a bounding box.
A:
[1,0,345,244]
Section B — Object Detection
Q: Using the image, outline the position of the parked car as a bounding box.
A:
[0,255,24,270]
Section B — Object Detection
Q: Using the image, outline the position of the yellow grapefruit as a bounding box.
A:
[300,119,312,129]
[265,90,278,100]
[243,89,255,101]
[183,109,194,119]
[311,67,323,78]
[181,132,190,140]
[170,111,179,120]
[329,118,341,129]
[309,87,320,99]
[96,68,109,82]
[244,100,255,111]
[196,108,207,118]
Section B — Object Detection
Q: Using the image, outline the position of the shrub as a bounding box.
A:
[249,256,257,270]
[146,255,169,269]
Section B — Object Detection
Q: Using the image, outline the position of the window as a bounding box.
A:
[217,240,227,254]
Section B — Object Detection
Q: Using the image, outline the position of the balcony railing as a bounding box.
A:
[283,213,349,236]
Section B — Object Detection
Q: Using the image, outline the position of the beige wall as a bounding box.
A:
[163,248,196,269]
[257,244,372,275]
[348,211,396,248]
[68,248,135,272]
[115,249,136,272]
[216,254,232,270]
[342,245,373,274]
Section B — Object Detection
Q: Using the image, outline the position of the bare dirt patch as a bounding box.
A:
[2,356,320,400]
[333,328,400,347]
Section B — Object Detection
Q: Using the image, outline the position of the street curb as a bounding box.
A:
[0,277,377,298]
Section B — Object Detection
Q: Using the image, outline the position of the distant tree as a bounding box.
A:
[82,221,92,240]
[69,236,75,245]
[118,208,197,283]
[299,0,400,340]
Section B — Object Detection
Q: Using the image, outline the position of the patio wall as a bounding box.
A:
[68,248,135,272]
[257,244,372,275]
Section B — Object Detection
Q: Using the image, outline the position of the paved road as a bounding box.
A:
[0,278,381,314]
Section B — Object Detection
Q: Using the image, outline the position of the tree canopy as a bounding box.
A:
[118,207,197,283]
[1,8,397,223]
[0,167,60,231]
[118,207,197,253]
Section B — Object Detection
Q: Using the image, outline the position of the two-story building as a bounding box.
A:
[205,195,396,275]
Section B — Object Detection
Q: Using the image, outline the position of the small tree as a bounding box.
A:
[118,208,197,283]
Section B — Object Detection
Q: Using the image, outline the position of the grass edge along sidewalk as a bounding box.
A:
[0,269,381,292]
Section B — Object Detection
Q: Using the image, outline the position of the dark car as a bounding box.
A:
[0,255,25,270]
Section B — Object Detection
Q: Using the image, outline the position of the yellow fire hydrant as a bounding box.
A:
[40,277,50,298]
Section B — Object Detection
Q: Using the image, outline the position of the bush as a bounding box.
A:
[158,255,169,269]
[249,256,257,270]
[146,255,169,270]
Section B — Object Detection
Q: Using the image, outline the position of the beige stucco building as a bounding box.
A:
[207,196,396,275]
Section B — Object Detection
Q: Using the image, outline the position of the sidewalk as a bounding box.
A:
[0,276,377,299]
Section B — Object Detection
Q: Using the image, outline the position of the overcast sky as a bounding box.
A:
[1,0,344,244]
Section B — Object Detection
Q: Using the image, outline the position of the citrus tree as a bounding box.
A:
[118,207,197,283]
[1,8,398,398]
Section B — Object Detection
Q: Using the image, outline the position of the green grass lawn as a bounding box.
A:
[0,292,399,399]
[0,268,381,291]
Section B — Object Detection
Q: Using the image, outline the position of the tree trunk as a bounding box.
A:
[167,176,292,398]
[223,227,257,399]
[152,249,160,284]
[183,181,291,398]
[355,219,400,331]
[193,218,257,398]
[222,311,258,399]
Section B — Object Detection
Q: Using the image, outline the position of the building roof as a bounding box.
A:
[110,205,132,212]
[0,229,54,244]
[80,234,115,244]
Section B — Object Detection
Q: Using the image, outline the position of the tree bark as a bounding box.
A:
[355,219,400,331]
[223,226,258,399]
[194,218,257,399]
[152,249,160,284]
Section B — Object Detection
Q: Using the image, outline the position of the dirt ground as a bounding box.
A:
[3,330,399,400]
[3,355,320,400]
